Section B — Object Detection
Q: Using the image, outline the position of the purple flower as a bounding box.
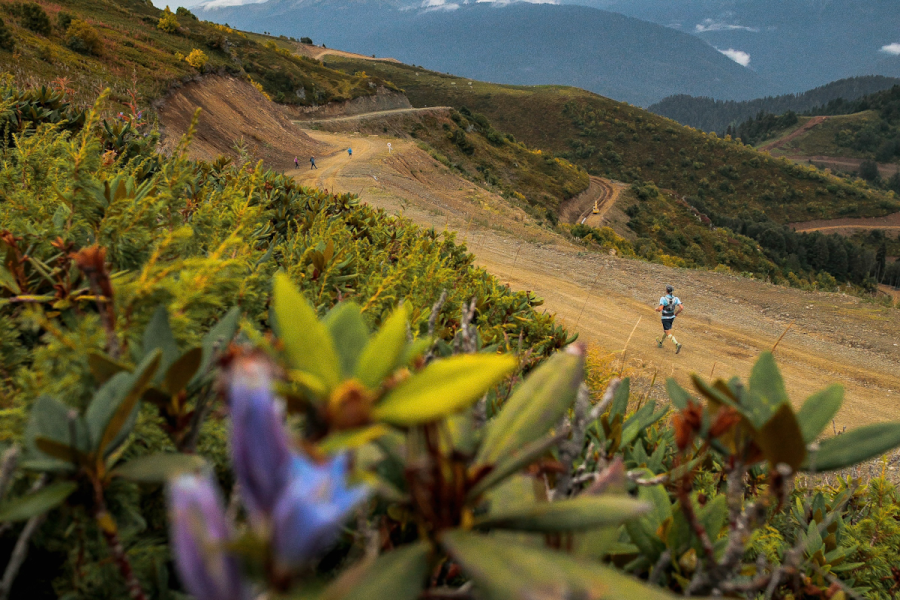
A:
[271,454,368,569]
[168,474,249,600]
[228,355,292,522]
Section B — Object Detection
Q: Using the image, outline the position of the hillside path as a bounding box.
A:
[559,176,625,226]
[296,107,452,126]
[791,211,900,236]
[290,128,900,429]
[759,116,828,153]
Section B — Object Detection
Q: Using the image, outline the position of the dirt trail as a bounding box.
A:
[291,44,401,63]
[297,107,452,126]
[785,155,900,178]
[292,127,900,429]
[759,116,828,153]
[559,176,624,226]
[791,211,900,236]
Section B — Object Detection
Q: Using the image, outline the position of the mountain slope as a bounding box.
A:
[195,1,771,106]
[0,0,387,108]
[579,0,900,95]
[649,76,900,133]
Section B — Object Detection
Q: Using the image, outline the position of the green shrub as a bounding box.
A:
[0,18,14,52]
[16,2,51,35]
[65,20,103,56]
[175,6,197,20]
[56,11,73,32]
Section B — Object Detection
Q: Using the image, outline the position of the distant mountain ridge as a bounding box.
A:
[572,0,900,95]
[194,0,771,106]
[649,76,900,132]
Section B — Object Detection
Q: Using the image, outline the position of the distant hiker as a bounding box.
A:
[294,156,299,168]
[656,284,684,354]
[310,156,317,170]
[348,147,352,157]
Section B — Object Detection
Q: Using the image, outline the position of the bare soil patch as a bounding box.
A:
[156,75,320,170]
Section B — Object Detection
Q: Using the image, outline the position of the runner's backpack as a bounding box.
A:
[662,295,677,317]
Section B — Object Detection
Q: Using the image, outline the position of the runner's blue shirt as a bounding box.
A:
[659,295,682,319]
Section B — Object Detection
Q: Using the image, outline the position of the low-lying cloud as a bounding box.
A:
[881,43,900,56]
[718,48,751,67]
[696,19,759,33]
[421,0,460,11]
[197,0,267,8]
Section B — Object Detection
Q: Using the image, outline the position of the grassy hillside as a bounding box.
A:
[649,75,900,133]
[328,58,899,223]
[0,0,389,109]
[325,57,900,289]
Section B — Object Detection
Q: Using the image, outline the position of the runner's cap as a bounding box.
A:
[666,285,674,293]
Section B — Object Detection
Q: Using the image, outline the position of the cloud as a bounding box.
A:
[476,0,559,5]
[718,48,751,67]
[196,0,267,9]
[695,18,759,33]
[881,43,900,56]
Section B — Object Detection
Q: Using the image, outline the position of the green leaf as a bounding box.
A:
[110,453,206,483]
[476,496,649,532]
[665,378,691,411]
[698,495,727,541]
[164,347,202,394]
[399,337,432,367]
[803,422,900,472]
[374,354,517,426]
[624,480,670,560]
[755,403,807,470]
[610,377,631,419]
[143,305,181,378]
[322,541,430,600]
[476,348,583,466]
[25,395,91,460]
[87,350,161,458]
[325,302,370,378]
[356,304,409,389]
[622,402,666,448]
[196,307,241,381]
[87,352,130,385]
[442,530,678,600]
[746,352,789,429]
[467,433,565,501]
[273,273,341,392]
[796,385,843,444]
[34,438,90,467]
[0,482,77,522]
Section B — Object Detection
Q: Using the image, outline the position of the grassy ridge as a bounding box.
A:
[327,57,899,225]
[0,0,388,109]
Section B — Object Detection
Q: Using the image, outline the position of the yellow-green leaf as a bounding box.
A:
[273,273,340,392]
[322,541,430,600]
[356,304,409,390]
[374,354,517,426]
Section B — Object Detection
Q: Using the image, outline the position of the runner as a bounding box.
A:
[294,156,299,168]
[655,284,683,353]
[348,147,352,157]
[310,156,317,170]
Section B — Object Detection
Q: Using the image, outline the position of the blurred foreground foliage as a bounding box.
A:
[2,82,900,600]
